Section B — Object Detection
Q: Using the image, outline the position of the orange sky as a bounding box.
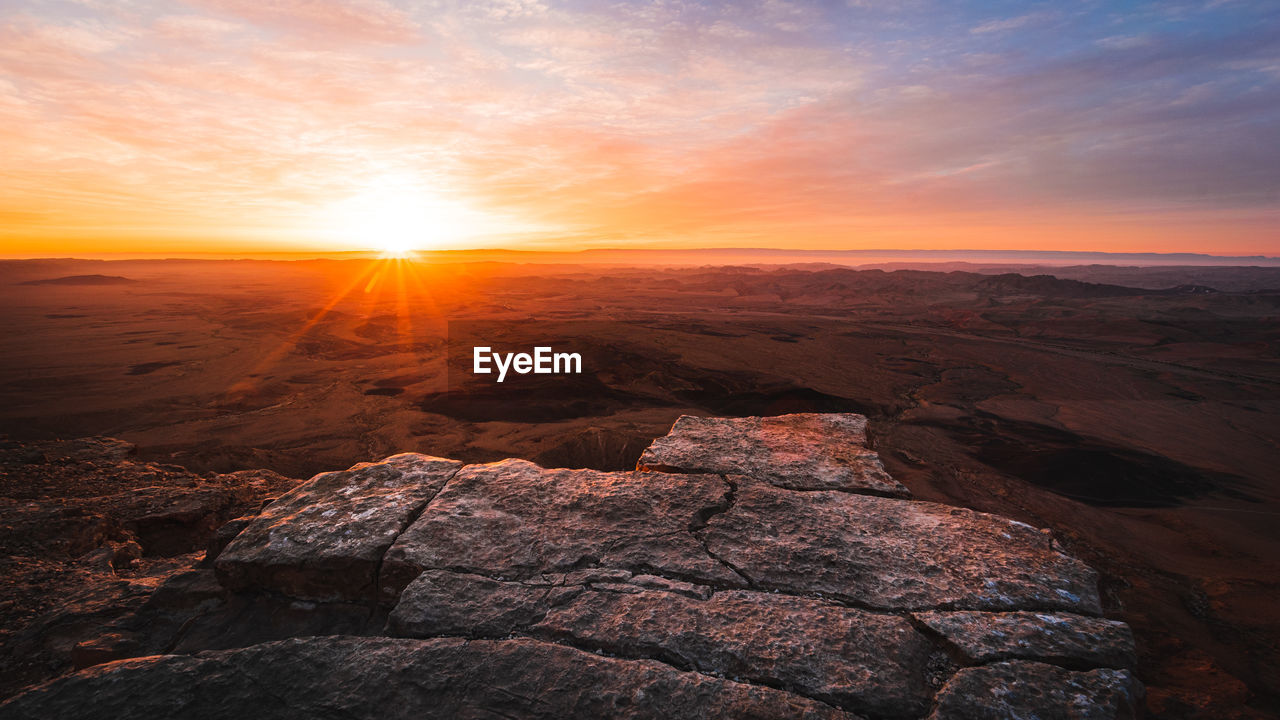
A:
[1,1,1277,258]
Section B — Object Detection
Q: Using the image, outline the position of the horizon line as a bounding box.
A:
[2,246,1278,265]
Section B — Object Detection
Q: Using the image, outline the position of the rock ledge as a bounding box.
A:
[0,414,1142,719]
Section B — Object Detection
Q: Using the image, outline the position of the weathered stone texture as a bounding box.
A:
[379,459,741,602]
[638,413,909,496]
[2,414,1144,718]
[0,637,853,720]
[215,453,462,602]
[929,661,1142,720]
[389,569,933,718]
[701,478,1101,613]
[914,610,1137,668]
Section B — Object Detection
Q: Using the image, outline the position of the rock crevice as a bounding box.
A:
[691,475,756,587]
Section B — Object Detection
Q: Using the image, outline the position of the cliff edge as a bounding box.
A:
[0,414,1141,719]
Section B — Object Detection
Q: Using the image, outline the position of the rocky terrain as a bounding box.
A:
[0,436,300,698]
[0,414,1142,718]
[1,257,1275,716]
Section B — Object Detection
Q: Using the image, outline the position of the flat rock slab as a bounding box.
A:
[379,460,741,602]
[5,415,1143,718]
[930,661,1142,719]
[215,454,462,603]
[538,588,932,717]
[389,569,932,718]
[702,478,1102,613]
[638,413,909,497]
[914,610,1137,668]
[0,636,852,720]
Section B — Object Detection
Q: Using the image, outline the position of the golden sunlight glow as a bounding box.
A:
[325,175,500,253]
[379,240,416,258]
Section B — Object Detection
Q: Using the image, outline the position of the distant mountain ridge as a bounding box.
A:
[20,274,137,286]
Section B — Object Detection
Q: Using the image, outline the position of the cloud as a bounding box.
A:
[0,0,1277,253]
[152,14,246,40]
[1095,34,1153,50]
[190,0,422,45]
[970,12,1051,35]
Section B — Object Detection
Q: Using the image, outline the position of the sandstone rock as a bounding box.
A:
[0,577,162,699]
[0,501,124,558]
[387,569,570,638]
[914,610,1137,668]
[143,569,226,612]
[2,417,1141,718]
[49,438,136,462]
[76,546,116,573]
[0,636,852,719]
[389,568,932,717]
[638,413,909,497]
[105,486,242,556]
[929,660,1142,719]
[0,437,302,698]
[215,454,462,603]
[701,478,1101,613]
[379,459,742,603]
[536,587,933,718]
[70,631,145,670]
[76,539,144,572]
[109,539,143,569]
[166,594,384,654]
[202,515,254,566]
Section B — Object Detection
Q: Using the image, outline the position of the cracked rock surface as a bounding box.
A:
[929,661,1142,719]
[1,414,1142,719]
[913,610,1137,668]
[388,569,934,718]
[379,459,740,601]
[700,477,1102,613]
[638,413,909,496]
[215,453,462,603]
[0,636,847,720]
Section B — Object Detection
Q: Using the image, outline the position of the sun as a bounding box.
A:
[362,197,426,257]
[338,190,432,257]
[325,176,501,256]
[378,236,415,257]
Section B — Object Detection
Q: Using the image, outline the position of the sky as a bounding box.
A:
[0,0,1277,256]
